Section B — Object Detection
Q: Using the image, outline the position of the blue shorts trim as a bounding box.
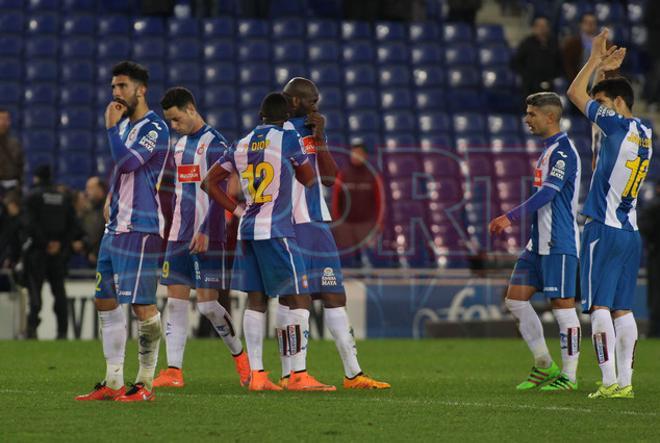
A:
[293,223,345,294]
[580,221,641,311]
[161,241,227,290]
[510,250,578,299]
[95,232,163,305]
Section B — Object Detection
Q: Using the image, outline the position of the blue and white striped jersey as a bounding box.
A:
[168,124,228,243]
[218,124,308,240]
[283,117,332,224]
[582,99,653,231]
[527,132,581,256]
[107,111,172,237]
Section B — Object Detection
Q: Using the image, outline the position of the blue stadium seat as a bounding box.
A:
[447,90,483,111]
[269,0,307,17]
[239,86,270,109]
[381,89,413,110]
[23,130,56,153]
[168,63,200,83]
[631,25,647,47]
[204,85,236,108]
[97,37,131,60]
[61,61,94,82]
[348,132,380,151]
[443,23,473,44]
[0,59,21,81]
[59,155,93,176]
[24,106,57,129]
[348,111,380,132]
[0,82,21,104]
[627,0,644,24]
[0,0,23,8]
[411,44,444,65]
[383,112,416,133]
[418,112,451,134]
[62,15,96,35]
[445,44,477,66]
[447,67,480,88]
[420,134,453,151]
[168,38,201,60]
[26,60,58,82]
[204,63,236,84]
[206,109,237,132]
[326,132,347,150]
[479,44,511,66]
[26,37,59,58]
[273,63,307,86]
[203,39,234,62]
[237,19,269,39]
[308,40,340,63]
[0,36,22,57]
[94,61,113,83]
[29,0,58,11]
[344,64,376,87]
[453,113,485,135]
[375,22,406,41]
[202,17,235,39]
[272,18,304,39]
[412,66,445,88]
[307,19,339,39]
[168,18,199,37]
[379,65,410,87]
[27,13,60,34]
[559,3,585,26]
[482,68,515,89]
[596,2,625,23]
[384,134,417,150]
[95,86,111,105]
[324,108,345,131]
[26,152,55,172]
[476,24,505,44]
[319,87,342,108]
[273,40,305,63]
[345,88,378,110]
[0,11,24,34]
[133,37,165,60]
[60,174,90,190]
[455,135,487,153]
[147,84,165,109]
[239,63,271,85]
[238,40,270,61]
[409,22,441,43]
[62,0,96,11]
[240,111,258,132]
[133,17,165,36]
[488,114,521,135]
[342,21,371,40]
[309,64,341,86]
[59,130,94,152]
[342,41,374,63]
[98,16,130,35]
[415,89,446,111]
[377,42,409,64]
[24,84,57,105]
[490,135,524,151]
[60,107,94,130]
[62,37,95,59]
[60,84,94,105]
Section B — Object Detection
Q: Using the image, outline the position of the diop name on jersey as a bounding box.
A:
[626,134,651,148]
[251,139,270,151]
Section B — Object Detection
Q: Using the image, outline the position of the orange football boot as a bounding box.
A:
[248,370,283,391]
[75,382,126,401]
[153,367,184,388]
[343,373,391,389]
[233,352,251,387]
[114,383,154,402]
[278,375,290,390]
[287,371,336,391]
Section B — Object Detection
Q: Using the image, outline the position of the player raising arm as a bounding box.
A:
[567,29,651,399]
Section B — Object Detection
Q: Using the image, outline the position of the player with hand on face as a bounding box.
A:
[153,87,250,389]
[490,92,582,391]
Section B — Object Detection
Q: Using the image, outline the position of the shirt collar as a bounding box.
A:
[543,131,566,147]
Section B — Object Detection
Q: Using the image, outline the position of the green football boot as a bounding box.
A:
[611,385,634,399]
[516,362,561,390]
[588,383,620,399]
[540,373,578,391]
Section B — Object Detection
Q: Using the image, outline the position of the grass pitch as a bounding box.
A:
[1,338,658,442]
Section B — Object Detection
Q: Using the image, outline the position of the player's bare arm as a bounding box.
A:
[308,112,338,186]
[294,160,316,188]
[202,163,243,217]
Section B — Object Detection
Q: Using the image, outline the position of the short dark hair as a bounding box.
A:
[259,92,289,122]
[34,164,52,184]
[111,61,149,86]
[591,77,634,110]
[160,86,196,111]
[526,91,562,109]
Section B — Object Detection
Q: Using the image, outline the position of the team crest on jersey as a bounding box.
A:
[321,267,337,286]
[138,130,158,152]
[196,144,207,155]
[550,159,565,180]
[127,127,139,143]
[301,136,317,154]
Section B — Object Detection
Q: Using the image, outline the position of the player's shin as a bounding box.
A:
[591,309,617,386]
[553,308,581,383]
[135,312,162,391]
[288,309,310,373]
[324,307,362,378]
[505,298,553,368]
[276,303,291,378]
[197,300,243,355]
[99,306,127,390]
[165,298,189,369]
[243,309,265,371]
[614,312,637,387]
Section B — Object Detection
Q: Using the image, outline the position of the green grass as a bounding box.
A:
[1,338,659,442]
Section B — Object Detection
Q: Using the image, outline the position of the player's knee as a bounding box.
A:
[195,288,218,303]
[132,304,159,321]
[95,297,118,312]
[285,294,311,310]
[196,299,226,317]
[321,292,346,308]
[550,297,575,309]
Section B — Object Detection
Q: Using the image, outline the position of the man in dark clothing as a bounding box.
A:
[331,143,384,267]
[639,183,660,337]
[0,190,22,270]
[511,16,562,97]
[0,108,24,195]
[79,176,108,265]
[23,165,80,339]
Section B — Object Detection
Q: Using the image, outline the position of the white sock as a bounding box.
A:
[288,308,310,373]
[197,300,243,355]
[99,306,126,390]
[165,298,189,369]
[243,309,265,371]
[135,312,162,391]
[276,303,291,378]
[553,308,581,383]
[614,313,637,387]
[591,309,617,386]
[324,307,362,378]
[505,299,552,368]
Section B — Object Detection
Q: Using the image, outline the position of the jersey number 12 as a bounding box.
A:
[241,162,274,203]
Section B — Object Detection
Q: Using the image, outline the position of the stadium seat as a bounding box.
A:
[0,82,20,105]
[238,40,269,62]
[142,61,165,83]
[61,107,94,130]
[98,37,131,60]
[59,130,94,152]
[168,63,200,83]
[420,134,453,151]
[494,154,530,177]
[348,111,380,133]
[239,86,270,109]
[133,37,165,60]
[27,13,59,34]
[379,65,410,87]
[273,63,307,86]
[62,15,96,35]
[273,40,305,63]
[382,151,421,178]
[62,37,95,59]
[412,66,445,88]
[343,41,375,63]
[62,0,96,11]
[98,16,130,35]
[239,63,271,85]
[375,22,406,41]
[443,23,473,43]
[23,130,56,153]
[627,0,644,24]
[383,112,416,133]
[423,152,462,179]
[415,89,446,111]
[168,18,199,37]
[448,90,485,112]
[409,22,441,43]
[476,24,505,44]
[488,114,521,135]
[203,85,236,108]
[307,19,339,39]
[319,87,342,108]
[377,42,409,64]
[24,106,57,129]
[0,0,24,7]
[168,38,201,60]
[28,0,58,10]
[133,17,165,36]
[95,87,111,106]
[61,61,94,82]
[308,40,340,63]
[454,113,485,135]
[456,135,488,153]
[206,110,238,133]
[445,44,477,66]
[26,37,59,58]
[309,64,341,86]
[384,134,417,150]
[0,36,22,57]
[272,18,304,39]
[60,84,94,105]
[490,135,524,152]
[411,44,444,65]
[482,68,515,89]
[204,63,236,84]
[203,39,234,61]
[26,152,55,173]
[324,108,345,131]
[0,10,24,34]
[418,112,451,134]
[381,89,413,110]
[348,132,380,151]
[562,116,591,136]
[478,44,511,66]
[26,60,58,82]
[447,67,480,89]
[342,21,371,40]
[240,111,259,132]
[345,88,378,110]
[344,64,376,87]
[595,2,625,23]
[202,17,235,38]
[59,154,93,177]
[237,19,269,39]
[0,59,21,81]
[559,3,584,25]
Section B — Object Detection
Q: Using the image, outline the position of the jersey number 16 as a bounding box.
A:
[622,156,649,199]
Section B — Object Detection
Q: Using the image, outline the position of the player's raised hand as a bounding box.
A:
[600,46,626,72]
[189,232,209,254]
[589,28,609,61]
[307,112,326,142]
[488,214,512,235]
[105,100,126,129]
